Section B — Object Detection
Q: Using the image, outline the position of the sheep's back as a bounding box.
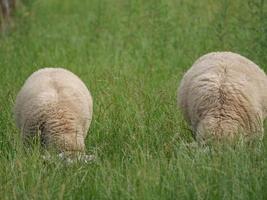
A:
[14,68,93,139]
[178,52,266,139]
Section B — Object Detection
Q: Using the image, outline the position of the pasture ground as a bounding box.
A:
[0,0,267,199]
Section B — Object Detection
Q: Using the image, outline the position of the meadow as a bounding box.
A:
[0,0,267,199]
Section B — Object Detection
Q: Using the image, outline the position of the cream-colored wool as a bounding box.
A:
[178,52,267,142]
[14,68,93,152]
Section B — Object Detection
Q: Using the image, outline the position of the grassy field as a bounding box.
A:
[0,0,267,199]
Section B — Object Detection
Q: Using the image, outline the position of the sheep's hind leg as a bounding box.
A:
[48,133,95,164]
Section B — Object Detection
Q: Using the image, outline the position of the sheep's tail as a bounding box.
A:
[195,118,241,143]
[195,116,263,143]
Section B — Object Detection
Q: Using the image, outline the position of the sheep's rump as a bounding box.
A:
[178,52,267,141]
[14,68,93,151]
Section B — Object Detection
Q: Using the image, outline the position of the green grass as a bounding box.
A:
[0,0,267,199]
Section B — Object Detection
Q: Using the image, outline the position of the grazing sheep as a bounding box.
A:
[178,52,267,142]
[14,68,93,154]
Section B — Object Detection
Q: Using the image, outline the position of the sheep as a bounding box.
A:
[178,52,267,143]
[14,68,93,158]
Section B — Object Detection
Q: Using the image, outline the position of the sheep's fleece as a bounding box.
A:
[178,52,267,142]
[14,68,93,152]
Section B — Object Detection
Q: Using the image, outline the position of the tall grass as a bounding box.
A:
[0,0,266,199]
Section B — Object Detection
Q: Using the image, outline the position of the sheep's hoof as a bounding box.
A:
[58,152,96,164]
[42,152,96,164]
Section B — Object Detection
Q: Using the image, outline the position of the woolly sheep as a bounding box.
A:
[14,68,93,153]
[178,52,267,142]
